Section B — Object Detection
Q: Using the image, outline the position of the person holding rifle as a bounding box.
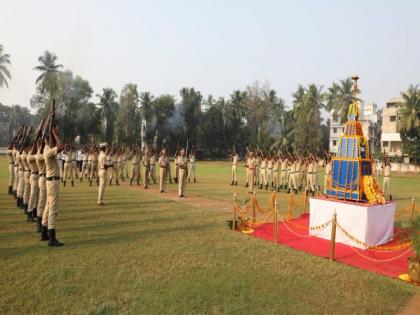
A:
[41,124,64,247]
[177,147,188,197]
[188,145,197,183]
[230,146,238,186]
[7,133,17,195]
[27,141,40,222]
[36,138,47,233]
[21,130,32,215]
[159,147,169,193]
[97,143,108,206]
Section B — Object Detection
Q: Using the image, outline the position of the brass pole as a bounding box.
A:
[329,211,337,261]
[410,197,415,226]
[253,191,256,223]
[274,200,278,244]
[304,192,308,213]
[232,192,237,230]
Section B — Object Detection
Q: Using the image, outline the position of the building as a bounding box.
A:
[381,96,404,157]
[329,102,378,155]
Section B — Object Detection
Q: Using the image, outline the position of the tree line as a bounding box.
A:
[1,45,419,160]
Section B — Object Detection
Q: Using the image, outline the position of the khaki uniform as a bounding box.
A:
[273,159,279,189]
[42,145,61,229]
[260,159,267,186]
[383,165,391,196]
[307,161,315,192]
[121,152,129,179]
[288,160,297,190]
[98,151,107,204]
[231,154,238,182]
[16,151,24,199]
[247,157,255,193]
[280,159,287,187]
[130,153,140,182]
[188,154,196,181]
[143,154,151,188]
[150,155,156,184]
[13,149,19,193]
[267,159,273,187]
[300,162,307,190]
[177,155,187,196]
[63,151,74,182]
[324,161,332,193]
[90,153,98,181]
[21,151,31,205]
[81,153,88,179]
[256,157,261,185]
[27,152,39,212]
[159,155,169,192]
[7,149,15,190]
[36,150,47,219]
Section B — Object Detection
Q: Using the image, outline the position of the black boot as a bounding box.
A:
[36,217,42,233]
[137,179,140,186]
[116,179,120,185]
[235,181,237,186]
[277,186,280,192]
[245,183,248,188]
[41,225,49,241]
[63,181,66,187]
[230,180,234,185]
[48,229,64,247]
[71,180,74,187]
[33,208,37,219]
[259,184,262,189]
[280,185,283,189]
[22,203,27,213]
[265,184,268,190]
[194,178,197,183]
[109,179,112,186]
[294,189,298,195]
[96,179,99,186]
[8,186,13,195]
[130,178,133,186]
[80,177,83,183]
[389,195,392,201]
[89,180,92,186]
[13,191,17,198]
[16,197,20,208]
[27,211,34,222]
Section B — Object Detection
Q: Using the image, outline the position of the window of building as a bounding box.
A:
[383,142,389,147]
[333,127,337,133]
[332,140,337,146]
[390,116,396,122]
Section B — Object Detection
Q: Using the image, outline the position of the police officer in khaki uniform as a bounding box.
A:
[16,148,25,209]
[142,147,151,189]
[230,149,238,185]
[63,145,75,187]
[382,155,392,201]
[150,149,157,184]
[41,127,64,247]
[27,144,39,222]
[324,151,332,194]
[177,148,187,197]
[7,144,15,195]
[36,143,47,233]
[247,151,255,193]
[188,147,197,183]
[13,147,19,198]
[21,146,31,214]
[98,143,108,206]
[130,145,140,185]
[89,147,99,186]
[159,148,169,193]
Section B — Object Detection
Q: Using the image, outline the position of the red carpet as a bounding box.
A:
[250,214,413,278]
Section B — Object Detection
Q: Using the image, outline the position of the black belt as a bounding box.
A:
[40,174,46,177]
[31,172,39,175]
[384,175,390,178]
[19,168,23,171]
[24,169,30,172]
[15,164,19,167]
[46,176,60,181]
[9,162,14,165]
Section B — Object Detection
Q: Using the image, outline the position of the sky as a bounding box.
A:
[1,0,420,110]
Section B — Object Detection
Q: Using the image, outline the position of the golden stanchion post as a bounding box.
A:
[232,192,237,230]
[253,191,256,223]
[274,200,278,244]
[329,210,337,261]
[304,191,308,213]
[410,197,415,226]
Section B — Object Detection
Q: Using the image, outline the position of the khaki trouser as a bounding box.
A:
[23,170,30,204]
[307,173,315,192]
[280,170,287,186]
[273,170,279,188]
[231,165,237,182]
[9,163,14,187]
[63,162,74,181]
[143,167,150,188]
[98,169,107,204]
[85,161,92,177]
[90,162,98,180]
[81,161,88,178]
[288,173,297,190]
[245,167,249,184]
[261,168,267,186]
[13,165,19,192]
[267,169,273,186]
[256,167,260,184]
[159,167,167,192]
[167,161,172,182]
[188,163,196,179]
[178,168,186,196]
[111,164,120,181]
[43,179,60,229]
[28,173,39,211]
[383,176,391,196]
[130,163,139,180]
[175,164,179,180]
[150,165,156,183]
[17,169,24,198]
[324,173,331,193]
[247,169,255,193]
[37,176,46,218]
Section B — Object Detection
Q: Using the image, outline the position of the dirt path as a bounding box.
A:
[398,292,420,315]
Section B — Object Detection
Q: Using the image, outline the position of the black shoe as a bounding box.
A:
[245,183,248,188]
[27,211,35,222]
[89,180,92,186]
[109,180,112,186]
[96,179,99,186]
[63,181,66,187]
[259,184,263,190]
[265,184,268,190]
[235,181,237,186]
[130,179,133,186]
[16,197,20,208]
[36,217,42,233]
[230,180,234,185]
[13,191,17,198]
[389,195,392,201]
[48,229,64,247]
[311,191,315,197]
[41,225,49,241]
[280,185,283,189]
[294,189,298,195]
[137,180,140,186]
[23,204,28,214]
[8,186,13,195]
[71,181,74,187]
[116,180,120,185]
[277,187,280,192]
[194,178,197,183]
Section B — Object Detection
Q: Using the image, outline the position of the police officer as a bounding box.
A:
[98,143,108,206]
[177,148,187,197]
[159,148,169,193]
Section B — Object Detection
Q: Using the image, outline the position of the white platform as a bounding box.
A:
[309,198,396,249]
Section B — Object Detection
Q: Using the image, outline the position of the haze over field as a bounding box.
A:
[1,0,420,108]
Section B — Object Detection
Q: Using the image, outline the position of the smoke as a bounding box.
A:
[166,103,185,131]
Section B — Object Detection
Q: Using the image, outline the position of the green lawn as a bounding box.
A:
[0,157,418,314]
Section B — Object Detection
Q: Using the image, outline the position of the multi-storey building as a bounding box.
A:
[381,96,404,157]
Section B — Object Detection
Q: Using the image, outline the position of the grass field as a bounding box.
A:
[0,156,419,314]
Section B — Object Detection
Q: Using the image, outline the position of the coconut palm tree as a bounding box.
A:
[327,78,356,123]
[33,50,63,94]
[0,44,11,88]
[97,88,118,143]
[398,84,420,132]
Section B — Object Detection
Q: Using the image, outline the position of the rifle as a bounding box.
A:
[9,125,24,148]
[40,97,56,153]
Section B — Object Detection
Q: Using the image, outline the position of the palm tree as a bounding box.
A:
[0,44,11,88]
[305,84,325,123]
[97,88,118,143]
[327,78,356,123]
[399,84,420,132]
[33,50,63,94]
